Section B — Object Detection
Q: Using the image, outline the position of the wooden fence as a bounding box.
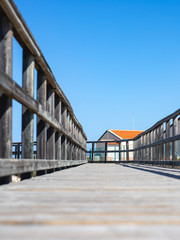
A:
[0,0,87,184]
[88,109,180,167]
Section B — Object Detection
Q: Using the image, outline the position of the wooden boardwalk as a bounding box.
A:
[1,163,180,239]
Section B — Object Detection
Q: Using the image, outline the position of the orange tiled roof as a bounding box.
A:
[109,130,143,139]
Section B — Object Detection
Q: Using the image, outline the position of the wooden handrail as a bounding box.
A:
[0,0,87,184]
[0,0,87,140]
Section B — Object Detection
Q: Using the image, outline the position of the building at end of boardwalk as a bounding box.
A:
[96,129,143,161]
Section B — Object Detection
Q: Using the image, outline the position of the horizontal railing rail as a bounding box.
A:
[87,109,180,166]
[0,0,87,184]
[0,159,87,179]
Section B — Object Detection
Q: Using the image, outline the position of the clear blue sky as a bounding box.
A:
[12,0,180,141]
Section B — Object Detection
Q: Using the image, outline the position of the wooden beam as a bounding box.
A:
[126,141,129,161]
[0,9,13,184]
[0,9,12,160]
[0,70,87,151]
[119,142,121,161]
[46,84,55,159]
[61,135,67,160]
[159,124,164,161]
[172,116,178,160]
[22,48,34,159]
[36,70,47,175]
[166,120,170,161]
[37,70,47,160]
[0,159,87,178]
[55,94,61,160]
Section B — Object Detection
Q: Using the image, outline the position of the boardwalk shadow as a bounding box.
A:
[119,164,180,180]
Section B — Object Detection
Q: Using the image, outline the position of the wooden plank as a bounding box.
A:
[1,164,180,239]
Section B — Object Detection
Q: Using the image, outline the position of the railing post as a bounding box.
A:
[92,142,94,162]
[152,130,155,162]
[61,103,67,160]
[126,141,129,161]
[0,10,13,170]
[159,124,164,160]
[166,120,170,161]
[154,128,158,161]
[146,133,149,161]
[55,94,61,160]
[61,135,67,160]
[36,71,47,175]
[37,70,47,159]
[105,142,107,162]
[76,144,78,160]
[21,49,34,180]
[69,141,72,160]
[46,84,55,160]
[119,142,121,161]
[157,127,160,161]
[66,138,69,160]
[22,48,34,160]
[141,136,143,162]
[172,116,178,161]
[78,145,80,161]
[69,117,73,160]
[149,131,152,161]
[137,138,140,162]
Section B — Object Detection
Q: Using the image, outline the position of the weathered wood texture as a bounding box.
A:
[0,0,87,184]
[0,0,87,179]
[46,84,55,159]
[37,71,47,159]
[0,0,86,141]
[22,48,34,159]
[0,8,12,159]
[0,159,87,177]
[1,163,180,240]
[0,69,86,151]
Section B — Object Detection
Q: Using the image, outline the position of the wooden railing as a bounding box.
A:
[88,109,180,167]
[0,0,87,184]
